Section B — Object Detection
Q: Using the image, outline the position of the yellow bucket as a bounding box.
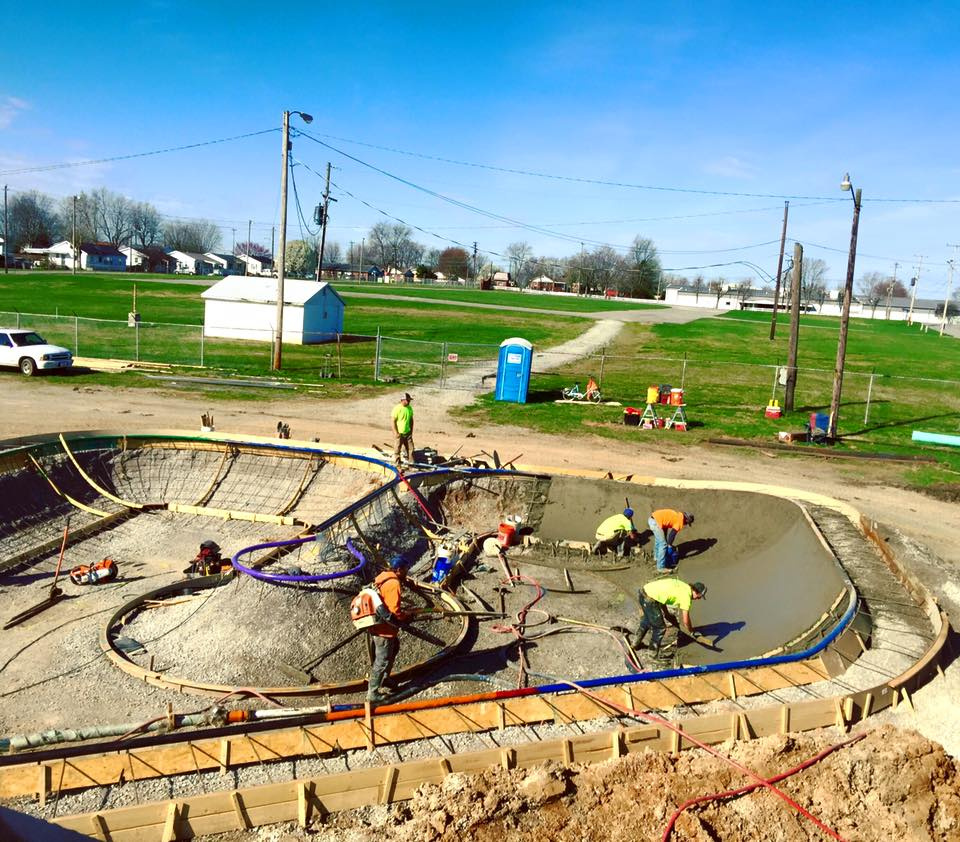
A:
[646,385,659,404]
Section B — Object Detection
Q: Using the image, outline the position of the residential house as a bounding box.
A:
[121,245,174,272]
[529,275,568,293]
[204,252,238,275]
[236,253,274,276]
[168,250,215,275]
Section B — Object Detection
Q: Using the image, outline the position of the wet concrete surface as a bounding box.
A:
[530,476,847,664]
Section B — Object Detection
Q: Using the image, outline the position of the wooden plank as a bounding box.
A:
[230,791,250,829]
[297,781,309,828]
[161,802,178,842]
[380,766,398,805]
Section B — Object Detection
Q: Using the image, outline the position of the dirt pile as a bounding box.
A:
[321,726,960,841]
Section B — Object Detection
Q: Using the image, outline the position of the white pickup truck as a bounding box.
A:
[0,328,74,376]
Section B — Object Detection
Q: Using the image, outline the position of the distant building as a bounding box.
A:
[236,253,274,276]
[529,275,568,293]
[204,252,238,274]
[201,275,345,344]
[168,250,215,275]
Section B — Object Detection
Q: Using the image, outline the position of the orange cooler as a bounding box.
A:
[670,388,684,405]
[498,522,517,547]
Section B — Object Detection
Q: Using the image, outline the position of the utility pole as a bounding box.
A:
[271,226,275,260]
[943,244,960,336]
[2,185,7,275]
[348,241,354,278]
[827,180,863,440]
[769,201,789,339]
[245,220,251,275]
[231,227,236,258]
[884,262,899,320]
[472,241,478,283]
[907,254,924,324]
[272,111,291,370]
[360,237,365,279]
[316,161,333,282]
[942,259,956,336]
[783,243,803,411]
[72,195,78,275]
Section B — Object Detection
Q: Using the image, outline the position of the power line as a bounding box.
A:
[790,238,948,268]
[294,136,783,257]
[299,130,960,204]
[0,128,279,176]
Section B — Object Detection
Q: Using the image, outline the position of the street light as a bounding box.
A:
[272,109,314,371]
[827,173,863,440]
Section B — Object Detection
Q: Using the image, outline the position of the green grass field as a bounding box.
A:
[457,311,960,485]
[0,273,584,390]
[333,282,664,313]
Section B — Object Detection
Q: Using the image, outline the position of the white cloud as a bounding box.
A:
[703,156,756,179]
[0,96,30,129]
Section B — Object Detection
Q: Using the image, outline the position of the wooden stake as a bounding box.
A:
[161,802,179,842]
[500,747,516,770]
[218,739,230,775]
[727,672,738,701]
[561,739,573,764]
[297,781,311,828]
[230,791,250,829]
[900,686,916,713]
[37,764,50,807]
[380,766,398,804]
[364,701,375,751]
[780,705,790,734]
[862,692,874,718]
[90,813,109,842]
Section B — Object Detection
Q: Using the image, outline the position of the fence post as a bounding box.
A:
[337,333,342,378]
[374,327,381,382]
[598,349,606,388]
[135,319,140,362]
[681,353,687,390]
[200,325,205,367]
[441,342,447,387]
[864,371,875,425]
[74,316,79,356]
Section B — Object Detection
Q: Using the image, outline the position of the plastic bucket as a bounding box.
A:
[646,386,659,404]
[670,388,684,406]
[498,522,517,547]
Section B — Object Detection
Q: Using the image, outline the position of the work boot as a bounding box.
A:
[591,541,603,555]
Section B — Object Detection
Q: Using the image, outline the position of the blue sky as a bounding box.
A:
[3,1,960,295]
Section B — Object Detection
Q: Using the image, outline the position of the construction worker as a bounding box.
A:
[633,577,707,661]
[391,393,415,465]
[366,556,414,704]
[648,509,694,571]
[592,508,640,559]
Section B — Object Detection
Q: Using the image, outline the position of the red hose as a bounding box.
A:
[661,732,866,841]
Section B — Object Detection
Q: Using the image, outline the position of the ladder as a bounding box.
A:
[640,403,660,428]
[665,403,688,431]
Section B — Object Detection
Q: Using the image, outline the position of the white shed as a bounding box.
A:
[201,275,345,344]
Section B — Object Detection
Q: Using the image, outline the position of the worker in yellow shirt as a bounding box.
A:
[592,508,640,559]
[633,576,706,661]
[648,509,694,571]
[390,393,415,465]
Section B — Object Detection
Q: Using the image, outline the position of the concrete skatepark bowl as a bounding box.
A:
[0,431,947,839]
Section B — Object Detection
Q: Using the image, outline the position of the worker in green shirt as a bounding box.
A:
[391,392,415,465]
[592,508,640,559]
[633,577,707,661]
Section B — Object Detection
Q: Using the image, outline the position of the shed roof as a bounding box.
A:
[201,275,345,307]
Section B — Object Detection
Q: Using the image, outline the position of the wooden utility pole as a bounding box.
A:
[884,262,898,320]
[245,220,251,275]
[272,111,291,370]
[316,162,332,282]
[783,243,803,411]
[472,241,478,282]
[907,254,924,324]
[3,185,8,275]
[827,185,863,439]
[769,200,789,339]
[72,195,78,276]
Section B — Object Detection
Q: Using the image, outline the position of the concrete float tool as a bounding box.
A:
[4,517,72,630]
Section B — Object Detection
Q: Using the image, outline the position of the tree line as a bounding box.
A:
[1,188,223,254]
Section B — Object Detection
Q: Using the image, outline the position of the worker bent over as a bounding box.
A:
[634,577,706,661]
[391,393,415,465]
[648,509,694,571]
[593,508,640,559]
[365,556,414,704]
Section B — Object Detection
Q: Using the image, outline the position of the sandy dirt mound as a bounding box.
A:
[318,726,960,842]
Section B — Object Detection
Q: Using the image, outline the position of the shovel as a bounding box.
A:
[4,517,71,630]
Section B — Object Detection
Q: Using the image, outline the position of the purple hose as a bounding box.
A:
[231,536,367,583]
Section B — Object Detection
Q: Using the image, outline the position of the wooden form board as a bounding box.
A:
[50,656,945,842]
[0,655,832,800]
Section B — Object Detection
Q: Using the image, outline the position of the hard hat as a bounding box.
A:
[684,512,695,525]
[388,555,409,571]
[623,507,634,518]
[691,581,707,598]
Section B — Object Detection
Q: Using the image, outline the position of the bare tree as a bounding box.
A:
[709,279,725,308]
[2,190,58,250]
[323,240,342,265]
[130,202,163,246]
[735,278,753,308]
[505,241,534,288]
[165,220,222,253]
[799,258,828,311]
[625,235,661,298]
[691,274,705,302]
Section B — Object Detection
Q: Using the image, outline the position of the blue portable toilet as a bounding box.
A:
[495,337,533,403]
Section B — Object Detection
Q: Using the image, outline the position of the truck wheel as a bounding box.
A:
[19,357,37,376]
